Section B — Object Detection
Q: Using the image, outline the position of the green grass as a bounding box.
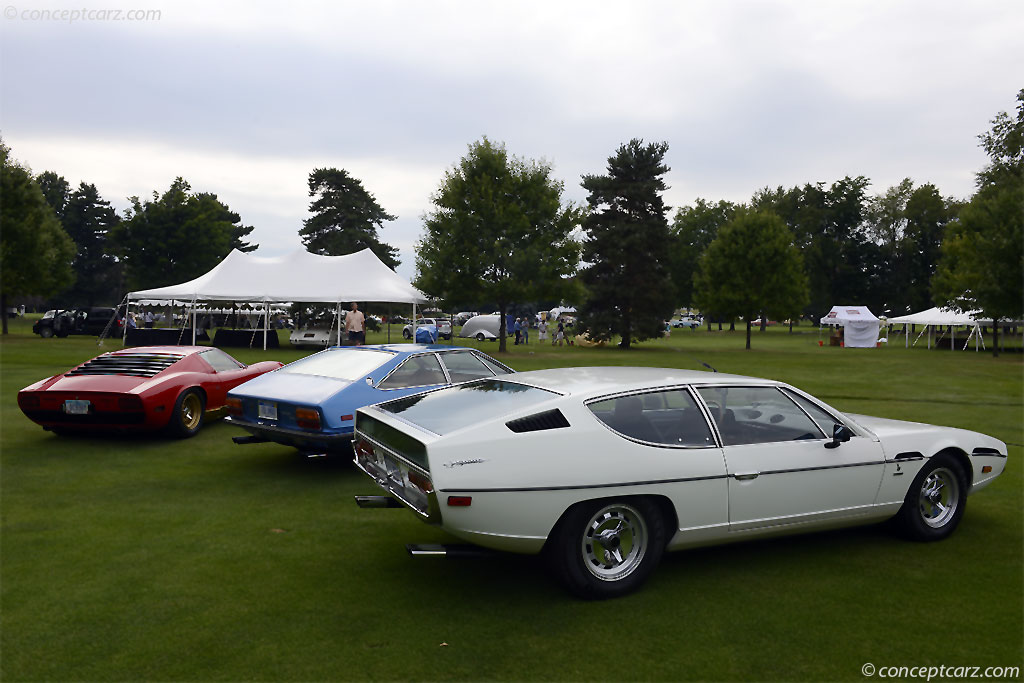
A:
[2,317,1022,681]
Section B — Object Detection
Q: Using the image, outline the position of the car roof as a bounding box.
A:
[107,346,199,357]
[328,343,480,355]
[497,366,778,398]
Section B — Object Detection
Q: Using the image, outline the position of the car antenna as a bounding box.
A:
[698,359,718,373]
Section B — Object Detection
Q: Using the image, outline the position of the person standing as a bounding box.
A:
[523,317,530,344]
[538,318,548,342]
[514,317,522,345]
[346,302,366,346]
[555,320,565,346]
[143,310,154,328]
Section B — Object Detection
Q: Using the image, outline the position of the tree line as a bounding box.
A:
[2,90,1020,350]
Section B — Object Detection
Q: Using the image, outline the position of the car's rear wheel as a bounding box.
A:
[167,388,205,438]
[476,332,485,341]
[403,329,412,339]
[894,452,967,541]
[39,327,54,338]
[546,498,666,599]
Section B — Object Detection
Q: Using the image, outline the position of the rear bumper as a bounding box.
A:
[225,416,354,452]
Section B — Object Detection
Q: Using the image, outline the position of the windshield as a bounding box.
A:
[278,348,394,381]
[381,379,559,435]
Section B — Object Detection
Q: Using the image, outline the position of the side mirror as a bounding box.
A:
[824,424,851,449]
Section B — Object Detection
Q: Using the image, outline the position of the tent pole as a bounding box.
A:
[412,302,417,343]
[192,304,197,345]
[951,326,955,351]
[388,304,391,343]
[263,299,268,351]
[124,299,131,344]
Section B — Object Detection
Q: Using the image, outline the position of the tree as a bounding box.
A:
[934,90,1024,356]
[0,141,75,334]
[694,210,808,349]
[577,139,676,349]
[669,198,737,312]
[60,183,123,306]
[300,168,400,269]
[416,138,580,352]
[113,178,257,290]
[36,171,70,221]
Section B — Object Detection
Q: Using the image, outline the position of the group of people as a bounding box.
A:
[514,316,568,346]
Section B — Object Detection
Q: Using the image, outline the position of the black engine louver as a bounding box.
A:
[67,353,184,378]
[505,409,570,434]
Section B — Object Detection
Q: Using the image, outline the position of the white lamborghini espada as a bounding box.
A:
[353,367,1007,598]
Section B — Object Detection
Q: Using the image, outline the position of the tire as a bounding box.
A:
[167,388,205,438]
[402,329,412,339]
[476,332,485,342]
[545,498,666,599]
[893,452,967,541]
[39,327,54,339]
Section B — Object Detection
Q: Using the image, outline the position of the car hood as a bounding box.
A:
[229,371,351,405]
[847,414,939,439]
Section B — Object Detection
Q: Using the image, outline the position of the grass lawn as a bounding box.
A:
[2,317,1021,681]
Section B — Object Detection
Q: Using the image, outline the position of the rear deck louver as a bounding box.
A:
[505,409,570,434]
[67,353,184,378]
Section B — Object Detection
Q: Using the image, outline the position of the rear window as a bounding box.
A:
[381,379,559,435]
[279,348,393,381]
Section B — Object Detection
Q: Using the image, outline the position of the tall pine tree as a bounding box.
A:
[299,168,400,269]
[578,139,675,349]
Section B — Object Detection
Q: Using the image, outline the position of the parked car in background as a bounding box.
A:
[33,307,123,338]
[402,318,452,340]
[454,312,478,326]
[226,344,513,455]
[354,366,1007,598]
[671,316,701,329]
[18,347,282,437]
[289,326,341,348]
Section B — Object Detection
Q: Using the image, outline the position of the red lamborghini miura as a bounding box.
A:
[18,346,283,438]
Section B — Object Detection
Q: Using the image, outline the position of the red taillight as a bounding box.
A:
[408,470,434,494]
[225,397,243,416]
[447,496,472,507]
[118,395,143,411]
[295,407,321,430]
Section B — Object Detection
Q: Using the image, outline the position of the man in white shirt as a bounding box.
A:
[346,303,365,346]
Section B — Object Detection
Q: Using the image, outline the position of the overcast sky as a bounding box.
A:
[2,0,1022,280]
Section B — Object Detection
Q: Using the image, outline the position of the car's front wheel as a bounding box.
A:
[39,327,54,338]
[167,388,205,438]
[546,498,666,599]
[894,452,967,541]
[402,329,412,339]
[475,332,485,341]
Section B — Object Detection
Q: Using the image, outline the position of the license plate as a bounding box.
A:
[63,399,91,415]
[258,401,278,420]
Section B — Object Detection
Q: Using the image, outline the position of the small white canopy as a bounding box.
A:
[129,248,428,304]
[887,307,981,326]
[819,305,880,348]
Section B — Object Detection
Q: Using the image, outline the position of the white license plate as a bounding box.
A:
[63,399,91,415]
[258,401,278,420]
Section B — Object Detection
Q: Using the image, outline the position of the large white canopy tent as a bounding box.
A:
[128,249,429,349]
[818,305,880,348]
[887,306,985,351]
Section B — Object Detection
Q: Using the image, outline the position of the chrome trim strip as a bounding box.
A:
[440,473,729,493]
[744,460,884,476]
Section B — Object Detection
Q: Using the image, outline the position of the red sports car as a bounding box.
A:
[18,346,283,438]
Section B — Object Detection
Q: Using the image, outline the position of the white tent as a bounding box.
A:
[887,306,984,351]
[819,305,880,348]
[128,249,428,348]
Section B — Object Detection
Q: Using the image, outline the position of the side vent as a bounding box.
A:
[506,409,570,434]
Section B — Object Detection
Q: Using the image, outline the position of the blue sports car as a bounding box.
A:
[225,344,513,454]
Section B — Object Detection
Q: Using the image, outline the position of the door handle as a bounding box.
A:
[733,472,759,481]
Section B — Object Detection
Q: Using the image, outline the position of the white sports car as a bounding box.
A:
[353,367,1008,598]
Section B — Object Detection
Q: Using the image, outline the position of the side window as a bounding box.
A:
[696,386,826,446]
[438,351,494,384]
[200,348,245,372]
[588,389,715,447]
[477,355,511,376]
[378,354,447,389]
[782,389,845,436]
